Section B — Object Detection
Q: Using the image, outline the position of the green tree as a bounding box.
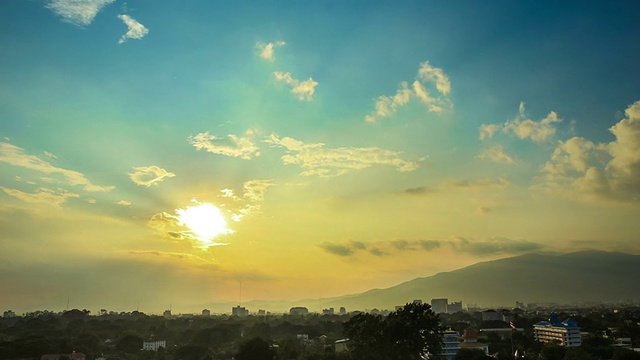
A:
[343,302,443,360]
[236,337,275,360]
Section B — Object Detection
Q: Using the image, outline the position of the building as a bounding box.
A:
[232,306,249,317]
[202,309,210,316]
[413,299,423,305]
[431,298,448,314]
[447,301,463,314]
[3,310,16,318]
[481,309,500,321]
[290,307,309,316]
[163,309,172,318]
[533,315,582,347]
[441,330,460,359]
[143,340,166,351]
[322,308,334,315]
[458,329,489,355]
[335,339,349,353]
[339,307,346,315]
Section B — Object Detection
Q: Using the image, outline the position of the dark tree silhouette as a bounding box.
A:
[344,302,443,360]
[236,337,275,360]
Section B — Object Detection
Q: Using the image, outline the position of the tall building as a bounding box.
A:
[447,301,463,314]
[290,307,309,316]
[533,315,582,347]
[232,306,249,317]
[339,307,347,315]
[431,298,448,314]
[202,309,210,316]
[322,308,335,315]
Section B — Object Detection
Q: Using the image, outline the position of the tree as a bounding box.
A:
[343,302,443,360]
[236,337,275,360]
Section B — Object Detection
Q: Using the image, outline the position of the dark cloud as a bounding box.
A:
[318,242,355,257]
[403,186,435,195]
[419,240,442,250]
[369,247,387,257]
[451,236,543,256]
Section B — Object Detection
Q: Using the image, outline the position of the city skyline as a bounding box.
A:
[1,0,640,313]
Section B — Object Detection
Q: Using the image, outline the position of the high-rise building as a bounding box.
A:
[431,298,448,314]
[290,307,309,316]
[533,315,581,347]
[339,307,347,315]
[202,309,210,316]
[447,301,463,314]
[441,330,460,359]
[322,308,335,315]
[232,306,249,317]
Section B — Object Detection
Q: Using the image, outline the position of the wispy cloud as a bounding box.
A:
[365,61,452,123]
[478,145,515,164]
[257,41,286,61]
[45,0,115,26]
[1,187,79,207]
[0,142,114,192]
[117,200,132,206]
[480,102,561,143]
[274,71,318,101]
[129,166,175,187]
[265,134,419,177]
[221,179,275,221]
[189,131,260,159]
[117,14,149,44]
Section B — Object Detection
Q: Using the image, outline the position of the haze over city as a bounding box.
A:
[1,0,639,314]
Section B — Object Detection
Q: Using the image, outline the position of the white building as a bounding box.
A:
[143,340,166,351]
[447,301,463,314]
[533,316,581,347]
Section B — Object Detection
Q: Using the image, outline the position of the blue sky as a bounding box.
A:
[1,0,639,313]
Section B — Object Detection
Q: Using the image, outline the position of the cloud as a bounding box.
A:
[265,134,419,177]
[318,240,368,257]
[117,200,131,206]
[478,145,515,164]
[274,71,318,101]
[365,61,452,123]
[45,0,115,26]
[229,179,275,221]
[117,14,149,44]
[479,102,561,143]
[189,131,260,159]
[451,236,544,256]
[0,142,114,192]
[129,166,175,187]
[257,41,286,61]
[403,186,435,195]
[538,100,640,201]
[318,239,441,258]
[1,187,79,207]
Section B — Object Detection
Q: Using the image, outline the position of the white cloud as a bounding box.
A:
[128,166,175,187]
[417,61,451,95]
[274,71,318,101]
[257,41,286,61]
[117,200,132,206]
[538,100,640,201]
[0,142,114,192]
[607,100,640,193]
[189,131,260,159]
[365,61,452,123]
[45,0,115,26]
[265,134,418,177]
[479,102,561,143]
[117,14,149,44]
[1,187,79,207]
[478,145,515,165]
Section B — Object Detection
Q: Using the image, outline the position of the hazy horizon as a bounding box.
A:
[1,1,640,315]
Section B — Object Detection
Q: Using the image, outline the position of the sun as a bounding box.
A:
[176,203,232,245]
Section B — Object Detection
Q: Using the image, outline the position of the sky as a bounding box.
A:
[1,0,640,314]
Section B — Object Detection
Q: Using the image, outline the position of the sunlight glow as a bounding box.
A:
[176,203,232,245]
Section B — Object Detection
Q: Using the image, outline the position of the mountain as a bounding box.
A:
[286,251,640,312]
